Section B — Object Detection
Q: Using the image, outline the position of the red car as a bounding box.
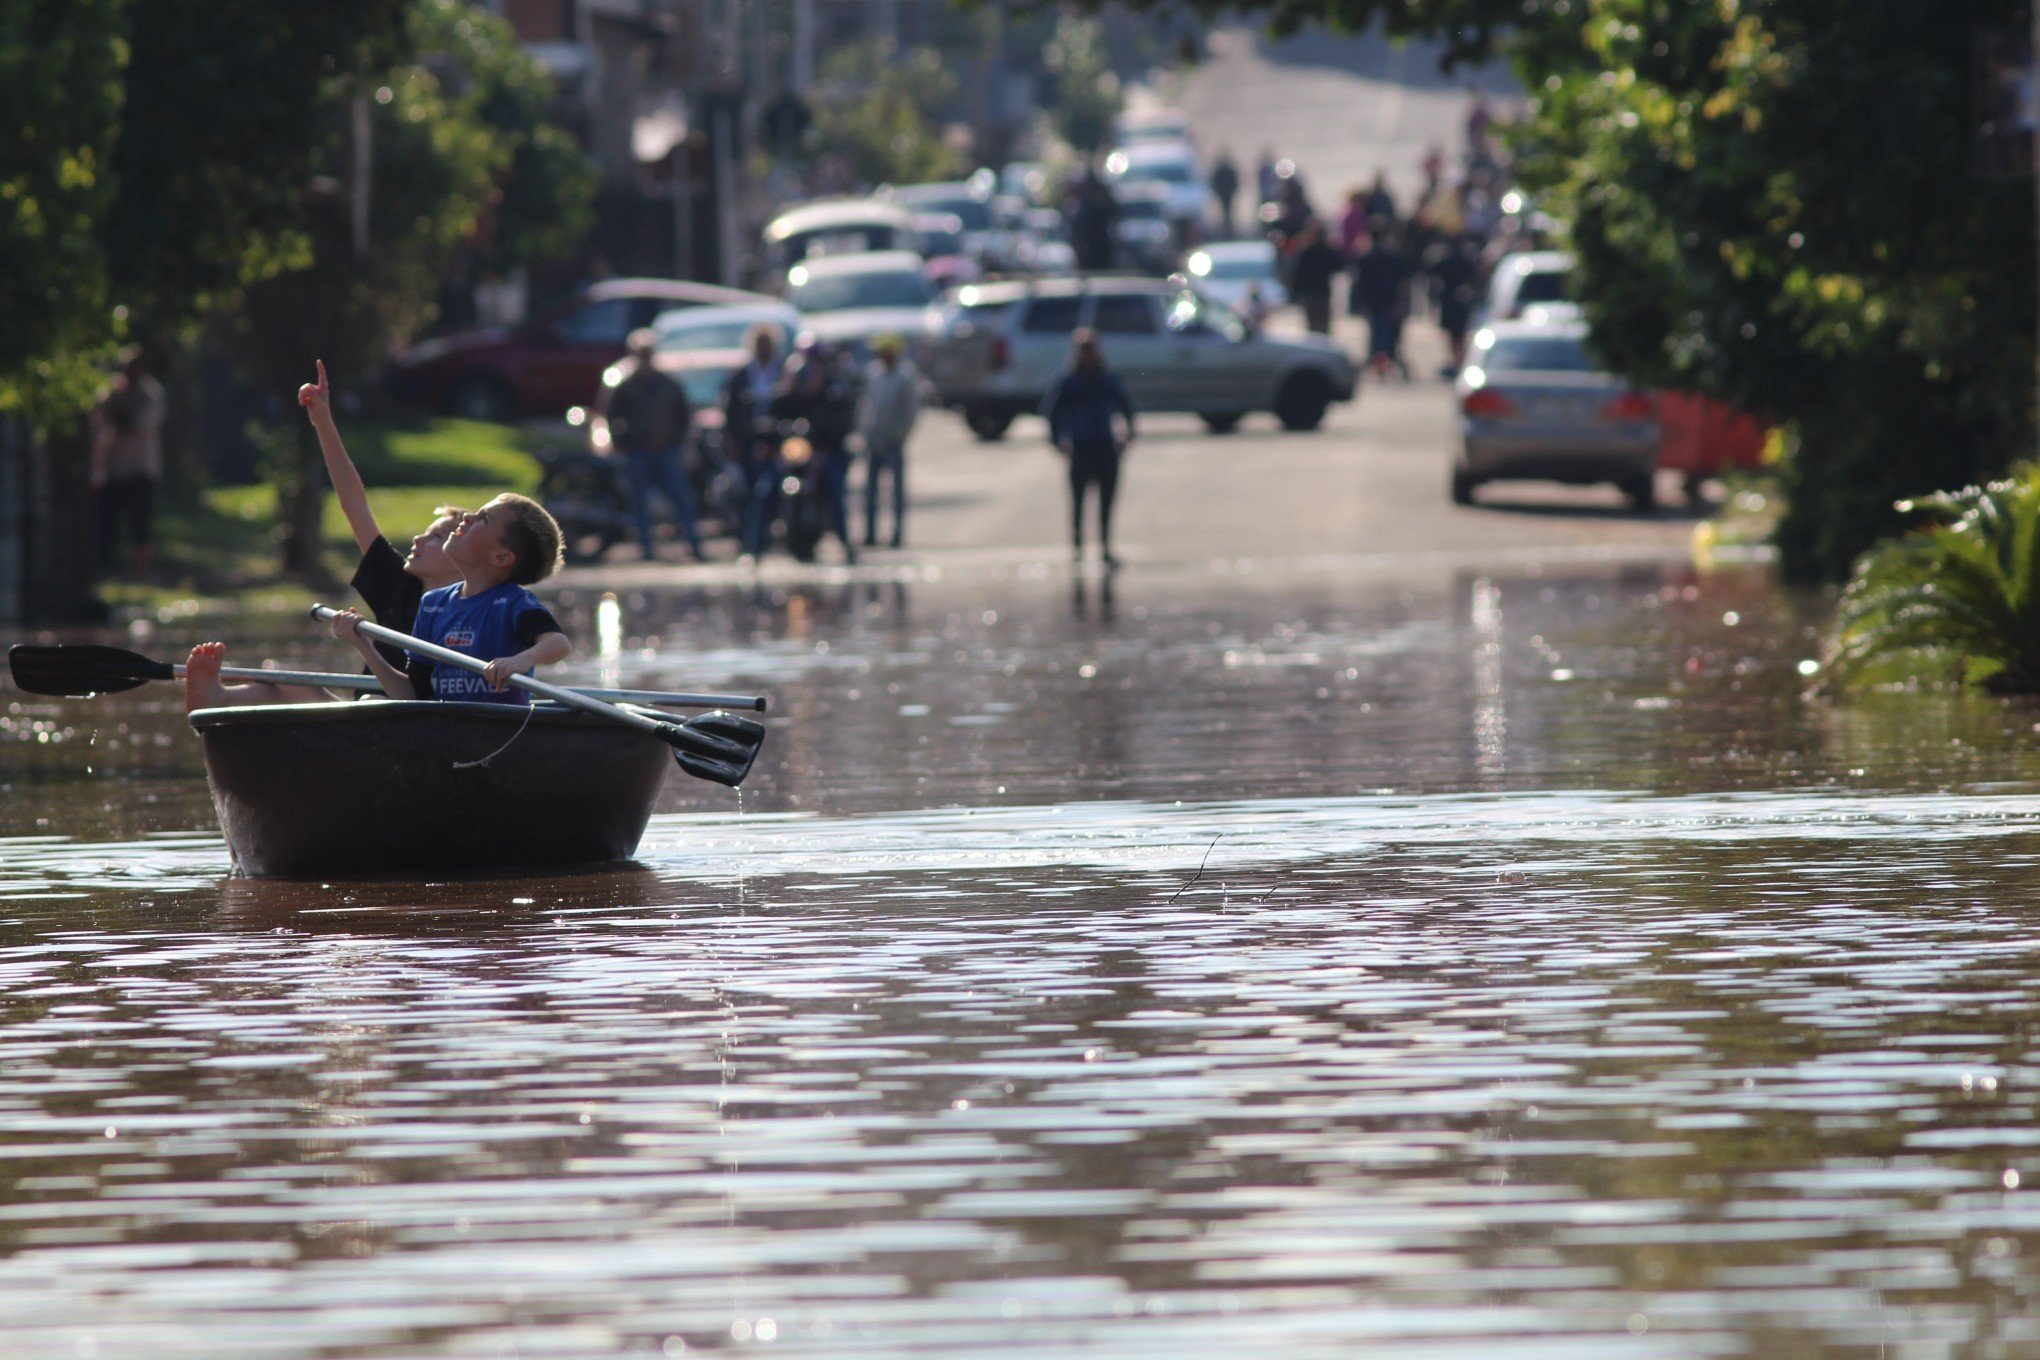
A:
[387,278,775,421]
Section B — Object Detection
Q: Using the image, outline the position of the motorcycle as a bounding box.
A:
[772,423,827,563]
[539,406,736,563]
[535,417,629,564]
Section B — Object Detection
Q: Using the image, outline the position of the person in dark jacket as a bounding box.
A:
[1428,233,1483,377]
[1042,329,1136,568]
[1209,149,1241,240]
[722,324,784,557]
[761,343,858,563]
[1351,225,1415,380]
[599,329,705,561]
[1286,218,1342,336]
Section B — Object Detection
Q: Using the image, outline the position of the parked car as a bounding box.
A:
[783,250,941,362]
[1186,241,1288,317]
[1104,141,1211,234]
[924,276,1357,440]
[1112,108,1194,146]
[1451,317,1660,509]
[908,213,982,290]
[651,301,801,356]
[762,199,916,277]
[386,278,772,421]
[881,181,1004,266]
[1111,184,1178,274]
[1478,250,1575,323]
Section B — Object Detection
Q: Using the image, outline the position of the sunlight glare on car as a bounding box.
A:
[1188,252,1213,277]
[1462,365,1488,388]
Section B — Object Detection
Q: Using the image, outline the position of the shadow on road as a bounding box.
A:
[1464,496,1711,523]
[1254,23,1519,96]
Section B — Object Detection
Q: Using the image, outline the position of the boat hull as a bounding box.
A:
[189,701,670,878]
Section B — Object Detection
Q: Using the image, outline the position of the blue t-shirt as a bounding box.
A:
[407,582,562,705]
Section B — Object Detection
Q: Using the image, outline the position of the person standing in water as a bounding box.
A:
[1042,329,1136,569]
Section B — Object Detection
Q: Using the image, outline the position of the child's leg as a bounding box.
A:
[183,643,326,712]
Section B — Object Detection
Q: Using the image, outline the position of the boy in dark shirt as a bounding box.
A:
[183,362,467,710]
[332,494,570,703]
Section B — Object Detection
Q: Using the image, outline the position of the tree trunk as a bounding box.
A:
[20,420,105,623]
[277,423,325,579]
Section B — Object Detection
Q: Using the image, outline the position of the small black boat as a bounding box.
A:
[189,701,673,878]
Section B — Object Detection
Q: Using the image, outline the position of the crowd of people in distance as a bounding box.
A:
[1206,94,1550,380]
[599,324,922,567]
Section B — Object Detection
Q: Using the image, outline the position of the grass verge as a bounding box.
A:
[99,418,544,617]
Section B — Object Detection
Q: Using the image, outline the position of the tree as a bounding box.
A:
[1510,0,2034,581]
[808,40,967,189]
[222,0,596,574]
[0,0,123,429]
[1043,15,1121,158]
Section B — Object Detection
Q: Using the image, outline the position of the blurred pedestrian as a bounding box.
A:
[857,334,920,549]
[1364,170,1397,224]
[767,343,858,563]
[1337,187,1371,257]
[1429,233,1482,377]
[1069,166,1119,272]
[1287,219,1342,336]
[1352,227,1415,380]
[723,323,785,556]
[1042,329,1136,568]
[90,345,166,579]
[599,329,705,562]
[1256,148,1280,205]
[1210,149,1241,240]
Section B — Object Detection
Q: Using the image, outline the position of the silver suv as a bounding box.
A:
[924,277,1358,440]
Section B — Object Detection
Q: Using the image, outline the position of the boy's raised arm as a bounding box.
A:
[300,361,382,555]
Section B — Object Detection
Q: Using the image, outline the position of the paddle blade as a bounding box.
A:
[659,710,767,788]
[8,644,171,697]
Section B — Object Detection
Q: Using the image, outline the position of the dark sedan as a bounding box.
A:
[387,278,773,421]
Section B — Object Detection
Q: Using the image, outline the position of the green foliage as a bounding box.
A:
[0,0,124,429]
[414,0,596,273]
[1513,0,2035,582]
[809,40,967,188]
[1043,16,1122,157]
[1823,474,2040,694]
[150,418,538,596]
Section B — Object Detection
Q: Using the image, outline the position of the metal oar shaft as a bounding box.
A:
[313,606,669,741]
[195,661,760,711]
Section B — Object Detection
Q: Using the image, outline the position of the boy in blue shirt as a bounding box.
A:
[183,361,468,710]
[332,493,571,703]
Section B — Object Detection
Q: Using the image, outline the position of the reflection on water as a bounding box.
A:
[5,562,2040,1357]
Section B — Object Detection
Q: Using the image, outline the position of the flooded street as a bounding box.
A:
[8,559,2040,1358]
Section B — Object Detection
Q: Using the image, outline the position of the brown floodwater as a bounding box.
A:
[5,559,2040,1358]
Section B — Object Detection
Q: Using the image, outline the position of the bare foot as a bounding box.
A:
[183,642,229,712]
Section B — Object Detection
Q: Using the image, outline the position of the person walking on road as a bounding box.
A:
[1352,227,1415,380]
[599,329,705,562]
[1209,149,1241,240]
[1287,219,1342,336]
[90,345,167,579]
[1042,329,1136,569]
[856,334,920,549]
[723,324,785,557]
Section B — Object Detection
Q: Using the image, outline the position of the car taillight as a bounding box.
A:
[989,335,1011,371]
[1461,388,1516,418]
[1598,392,1656,422]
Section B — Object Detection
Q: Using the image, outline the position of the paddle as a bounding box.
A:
[7,643,767,713]
[308,606,766,788]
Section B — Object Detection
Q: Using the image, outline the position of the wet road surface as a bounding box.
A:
[7,562,2040,1358]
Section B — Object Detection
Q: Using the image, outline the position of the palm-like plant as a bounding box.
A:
[1822,474,2040,694]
